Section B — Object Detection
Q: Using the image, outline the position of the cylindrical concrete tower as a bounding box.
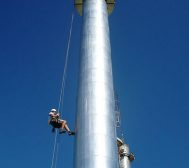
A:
[74,0,118,167]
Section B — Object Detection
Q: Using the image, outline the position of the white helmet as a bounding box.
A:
[51,109,57,112]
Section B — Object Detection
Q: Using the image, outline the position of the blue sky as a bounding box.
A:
[0,0,189,168]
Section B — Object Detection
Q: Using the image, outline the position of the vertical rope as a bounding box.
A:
[50,130,58,168]
[54,140,60,168]
[58,12,75,117]
[50,11,75,168]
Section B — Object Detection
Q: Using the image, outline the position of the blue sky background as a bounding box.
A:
[0,0,189,168]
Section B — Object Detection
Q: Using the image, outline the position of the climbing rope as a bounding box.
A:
[58,11,75,118]
[51,130,59,168]
[50,11,75,168]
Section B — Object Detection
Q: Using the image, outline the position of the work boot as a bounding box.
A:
[59,129,66,134]
[68,131,75,136]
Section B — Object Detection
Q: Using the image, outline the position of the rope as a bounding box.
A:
[58,12,75,117]
[50,11,75,168]
[51,130,59,168]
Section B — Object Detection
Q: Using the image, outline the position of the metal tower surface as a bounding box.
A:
[74,0,118,167]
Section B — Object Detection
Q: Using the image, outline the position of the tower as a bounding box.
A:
[74,0,118,167]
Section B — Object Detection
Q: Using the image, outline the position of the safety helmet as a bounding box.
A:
[51,109,57,112]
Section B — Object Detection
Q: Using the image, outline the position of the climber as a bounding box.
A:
[48,108,75,135]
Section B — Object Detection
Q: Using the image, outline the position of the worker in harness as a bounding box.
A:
[48,109,75,135]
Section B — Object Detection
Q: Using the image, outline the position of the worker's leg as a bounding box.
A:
[64,123,71,132]
[57,119,66,133]
[57,119,67,134]
[59,119,70,132]
[59,119,75,135]
[61,120,67,130]
[64,123,75,135]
